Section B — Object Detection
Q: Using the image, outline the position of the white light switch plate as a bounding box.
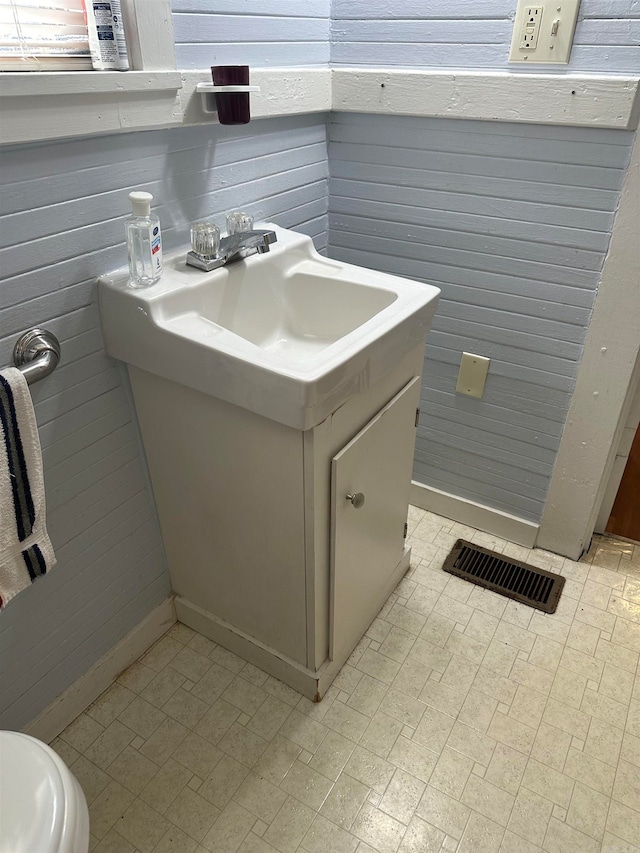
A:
[456,353,490,399]
[509,0,581,64]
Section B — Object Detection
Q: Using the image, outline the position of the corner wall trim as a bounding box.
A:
[537,129,640,561]
[410,481,539,549]
[22,597,176,744]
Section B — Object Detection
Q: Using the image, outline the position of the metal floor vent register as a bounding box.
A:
[442,540,565,614]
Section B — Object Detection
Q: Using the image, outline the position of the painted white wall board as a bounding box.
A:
[122,0,177,70]
[0,71,182,96]
[332,69,640,130]
[3,66,638,145]
[538,129,640,559]
[179,68,332,127]
[0,68,332,145]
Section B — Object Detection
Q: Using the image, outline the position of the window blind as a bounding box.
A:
[0,0,92,70]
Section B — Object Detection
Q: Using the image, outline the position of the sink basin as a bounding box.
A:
[99,225,440,429]
[161,259,398,360]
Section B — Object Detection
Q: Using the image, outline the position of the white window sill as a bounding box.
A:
[0,70,185,144]
[0,67,637,146]
[0,68,331,145]
[0,70,183,97]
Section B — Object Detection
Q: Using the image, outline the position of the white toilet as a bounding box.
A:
[0,731,90,853]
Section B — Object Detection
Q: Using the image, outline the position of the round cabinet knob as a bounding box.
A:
[346,492,365,509]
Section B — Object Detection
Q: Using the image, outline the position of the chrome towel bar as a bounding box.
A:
[12,329,61,386]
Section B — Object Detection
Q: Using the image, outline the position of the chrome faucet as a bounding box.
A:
[186,229,277,272]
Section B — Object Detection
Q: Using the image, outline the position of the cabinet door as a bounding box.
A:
[330,376,421,662]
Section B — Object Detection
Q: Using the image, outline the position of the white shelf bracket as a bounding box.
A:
[195,82,261,115]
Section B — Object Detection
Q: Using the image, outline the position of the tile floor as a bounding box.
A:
[52,507,640,853]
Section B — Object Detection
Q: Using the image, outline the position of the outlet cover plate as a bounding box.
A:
[509,0,581,64]
[456,352,490,399]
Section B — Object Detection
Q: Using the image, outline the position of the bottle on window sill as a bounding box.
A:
[84,0,129,70]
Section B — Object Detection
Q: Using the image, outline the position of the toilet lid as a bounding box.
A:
[0,731,67,853]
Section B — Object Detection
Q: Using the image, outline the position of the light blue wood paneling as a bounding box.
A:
[327,113,633,521]
[171,0,330,67]
[331,0,640,74]
[169,1,638,74]
[0,115,329,730]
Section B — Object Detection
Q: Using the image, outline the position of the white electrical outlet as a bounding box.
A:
[520,6,543,50]
[509,0,581,64]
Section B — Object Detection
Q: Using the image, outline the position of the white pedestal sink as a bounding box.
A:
[99,225,440,698]
[99,225,440,430]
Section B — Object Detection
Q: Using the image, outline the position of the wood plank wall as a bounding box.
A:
[327,113,634,521]
[172,0,331,68]
[0,115,329,730]
[331,0,640,74]
[1,0,637,727]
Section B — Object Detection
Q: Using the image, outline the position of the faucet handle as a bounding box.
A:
[226,210,254,235]
[190,221,220,259]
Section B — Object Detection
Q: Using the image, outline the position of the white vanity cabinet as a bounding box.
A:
[128,342,425,700]
[99,225,439,699]
[330,375,421,666]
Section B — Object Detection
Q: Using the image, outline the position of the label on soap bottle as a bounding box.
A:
[151,225,162,274]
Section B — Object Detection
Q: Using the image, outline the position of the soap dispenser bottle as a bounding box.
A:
[126,191,163,287]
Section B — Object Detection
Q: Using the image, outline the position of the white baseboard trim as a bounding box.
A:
[23,597,176,744]
[176,547,411,702]
[410,481,539,549]
[176,597,323,700]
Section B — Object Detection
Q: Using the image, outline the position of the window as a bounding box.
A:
[0,0,182,145]
[0,1,92,71]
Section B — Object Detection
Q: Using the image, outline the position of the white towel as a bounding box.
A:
[0,367,56,609]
